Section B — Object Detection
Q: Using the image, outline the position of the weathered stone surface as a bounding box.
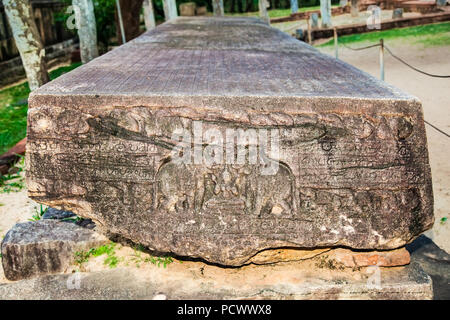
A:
[247,248,330,265]
[0,261,433,300]
[27,17,433,266]
[1,220,108,280]
[328,247,411,268]
[246,247,410,267]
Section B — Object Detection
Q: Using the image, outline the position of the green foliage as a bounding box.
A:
[29,204,48,222]
[130,243,174,268]
[74,242,119,269]
[93,0,118,52]
[0,63,81,155]
[318,22,450,47]
[61,216,83,223]
[144,255,173,268]
[441,217,447,225]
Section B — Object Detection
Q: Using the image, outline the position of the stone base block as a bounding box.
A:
[0,259,432,300]
[1,220,108,281]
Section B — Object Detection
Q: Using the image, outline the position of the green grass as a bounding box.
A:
[0,62,82,155]
[28,204,48,221]
[227,5,338,18]
[74,242,119,269]
[318,22,450,47]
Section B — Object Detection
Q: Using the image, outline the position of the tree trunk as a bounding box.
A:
[213,0,224,16]
[115,0,144,45]
[259,0,270,25]
[351,0,358,17]
[73,0,99,63]
[290,0,298,13]
[3,0,49,91]
[143,0,156,30]
[163,0,177,21]
[320,0,332,28]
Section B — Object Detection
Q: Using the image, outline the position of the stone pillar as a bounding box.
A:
[320,0,332,28]
[259,0,270,25]
[392,8,403,19]
[143,0,156,30]
[339,0,348,7]
[310,13,319,29]
[290,0,299,14]
[3,0,49,90]
[351,0,358,17]
[163,0,177,21]
[212,0,224,16]
[73,0,99,64]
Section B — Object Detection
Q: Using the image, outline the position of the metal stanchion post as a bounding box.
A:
[334,28,338,59]
[380,38,384,81]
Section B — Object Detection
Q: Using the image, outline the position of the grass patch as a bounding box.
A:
[74,242,119,269]
[28,204,48,221]
[0,62,82,155]
[318,22,450,47]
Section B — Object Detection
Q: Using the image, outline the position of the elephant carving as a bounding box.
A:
[155,158,296,217]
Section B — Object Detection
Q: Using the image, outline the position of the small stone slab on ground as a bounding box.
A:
[1,220,108,281]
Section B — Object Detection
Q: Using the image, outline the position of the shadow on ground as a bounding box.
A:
[406,235,450,300]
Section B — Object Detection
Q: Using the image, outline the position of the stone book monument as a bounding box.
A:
[10,17,435,298]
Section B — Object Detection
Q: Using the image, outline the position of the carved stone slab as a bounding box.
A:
[27,17,433,266]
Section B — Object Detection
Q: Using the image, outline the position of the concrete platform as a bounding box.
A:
[0,258,432,300]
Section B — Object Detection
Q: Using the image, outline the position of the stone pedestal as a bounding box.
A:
[0,259,433,299]
[311,12,319,29]
[0,216,435,299]
[179,2,196,16]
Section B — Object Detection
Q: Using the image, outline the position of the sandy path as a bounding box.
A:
[319,42,450,253]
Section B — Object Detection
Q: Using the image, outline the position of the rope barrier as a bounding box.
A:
[384,45,450,79]
[339,41,450,78]
[424,120,450,138]
[337,40,450,138]
[341,42,381,51]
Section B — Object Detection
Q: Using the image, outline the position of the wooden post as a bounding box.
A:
[334,27,338,59]
[3,0,49,90]
[212,0,224,17]
[320,0,332,28]
[74,0,99,63]
[307,18,311,44]
[290,0,299,14]
[258,0,270,25]
[143,0,156,30]
[379,38,384,81]
[163,0,178,21]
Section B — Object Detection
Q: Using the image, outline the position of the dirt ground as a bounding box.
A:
[0,29,448,284]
